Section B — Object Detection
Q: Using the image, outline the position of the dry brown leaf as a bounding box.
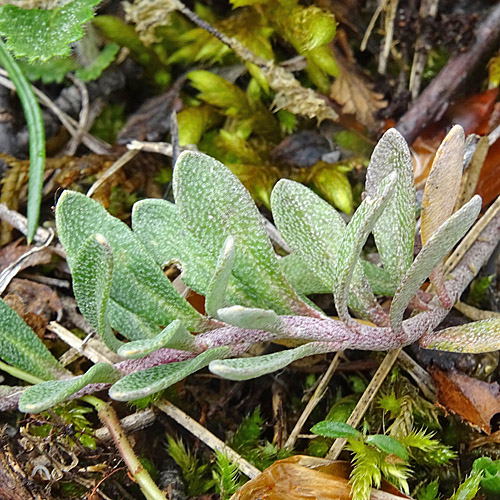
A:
[329,51,386,130]
[430,366,500,433]
[232,456,410,500]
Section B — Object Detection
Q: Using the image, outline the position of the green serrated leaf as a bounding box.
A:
[390,195,481,333]
[334,172,397,326]
[310,420,362,439]
[132,198,262,309]
[217,306,285,333]
[209,342,334,381]
[420,317,500,353]
[271,179,378,320]
[365,128,416,284]
[366,434,409,460]
[0,0,101,62]
[56,190,207,335]
[173,151,314,316]
[0,299,67,380]
[117,320,196,359]
[19,56,79,84]
[75,42,119,81]
[19,363,119,413]
[109,347,230,401]
[205,236,235,318]
[73,234,123,352]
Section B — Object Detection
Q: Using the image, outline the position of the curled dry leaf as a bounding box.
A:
[329,49,386,131]
[430,366,500,434]
[231,456,409,500]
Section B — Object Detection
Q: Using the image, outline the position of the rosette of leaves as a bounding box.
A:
[0,126,497,414]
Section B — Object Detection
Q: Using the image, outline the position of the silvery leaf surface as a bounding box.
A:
[173,152,315,317]
[19,363,119,413]
[390,195,482,333]
[365,128,416,284]
[361,260,397,297]
[132,199,262,308]
[205,236,235,318]
[209,342,335,381]
[279,254,330,295]
[56,191,207,333]
[0,299,67,380]
[73,234,123,352]
[217,306,286,333]
[108,299,160,341]
[271,179,378,319]
[117,320,196,359]
[334,173,397,326]
[420,318,500,353]
[109,346,230,401]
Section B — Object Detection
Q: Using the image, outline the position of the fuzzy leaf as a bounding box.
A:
[109,347,230,401]
[0,0,101,62]
[279,254,329,295]
[361,261,397,297]
[107,300,160,341]
[420,318,500,353]
[132,198,261,308]
[0,299,66,380]
[271,179,378,319]
[117,320,196,359]
[310,421,362,439]
[209,342,334,381]
[173,151,313,316]
[390,195,482,332]
[19,363,119,413]
[73,234,123,352]
[334,173,397,325]
[217,306,285,333]
[365,128,416,284]
[366,435,409,460]
[205,236,235,318]
[56,191,207,334]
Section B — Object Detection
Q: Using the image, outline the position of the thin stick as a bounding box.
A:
[285,352,342,450]
[86,149,139,198]
[378,0,399,75]
[48,321,122,364]
[95,409,156,441]
[396,350,436,400]
[156,400,261,479]
[326,348,401,460]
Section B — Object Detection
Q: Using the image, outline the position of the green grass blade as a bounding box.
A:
[0,39,45,243]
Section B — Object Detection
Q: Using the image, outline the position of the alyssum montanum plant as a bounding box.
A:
[2,125,500,413]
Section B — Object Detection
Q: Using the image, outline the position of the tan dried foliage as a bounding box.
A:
[263,64,338,123]
[124,0,181,45]
[330,51,386,130]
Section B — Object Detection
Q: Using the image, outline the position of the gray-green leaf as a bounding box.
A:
[310,421,362,439]
[334,173,397,326]
[365,128,416,284]
[390,195,482,332]
[205,236,235,318]
[56,190,207,334]
[217,306,286,333]
[132,198,262,309]
[173,151,314,317]
[73,234,123,352]
[0,299,66,380]
[209,342,334,381]
[271,179,377,319]
[109,347,230,401]
[19,363,119,413]
[117,320,196,359]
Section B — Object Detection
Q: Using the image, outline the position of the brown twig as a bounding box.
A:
[396,2,500,143]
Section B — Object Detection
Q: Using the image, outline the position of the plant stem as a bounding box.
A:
[0,39,45,244]
[82,395,167,500]
[0,360,43,385]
